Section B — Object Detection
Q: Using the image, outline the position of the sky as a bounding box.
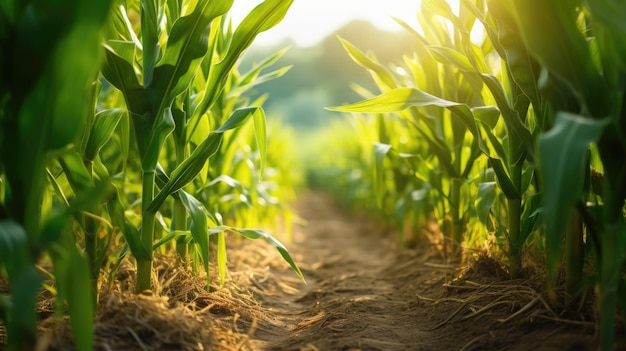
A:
[228,0,423,47]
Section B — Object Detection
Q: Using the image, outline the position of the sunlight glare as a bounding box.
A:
[229,0,424,47]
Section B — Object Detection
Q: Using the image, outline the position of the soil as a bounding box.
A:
[1,191,625,350]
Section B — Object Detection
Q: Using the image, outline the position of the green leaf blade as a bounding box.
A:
[227,227,305,283]
[538,112,607,284]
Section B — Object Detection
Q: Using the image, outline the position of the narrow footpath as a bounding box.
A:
[234,192,600,351]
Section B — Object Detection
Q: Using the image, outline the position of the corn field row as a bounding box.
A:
[1,0,303,350]
[311,1,626,350]
[1,0,625,351]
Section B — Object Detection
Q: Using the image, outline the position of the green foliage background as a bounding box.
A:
[241,20,417,131]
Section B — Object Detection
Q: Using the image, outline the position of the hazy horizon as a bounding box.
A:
[229,0,421,47]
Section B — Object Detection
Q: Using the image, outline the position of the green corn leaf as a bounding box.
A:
[392,16,430,47]
[149,133,222,211]
[372,142,444,208]
[537,70,581,119]
[8,265,42,350]
[461,138,483,179]
[65,245,94,351]
[106,186,151,261]
[215,107,261,132]
[477,120,508,164]
[90,157,110,193]
[428,46,476,72]
[328,87,437,112]
[239,46,290,84]
[79,79,101,154]
[418,39,535,161]
[539,111,607,285]
[116,6,142,48]
[152,230,188,250]
[176,190,214,288]
[205,175,249,194]
[476,181,497,225]
[473,106,500,129]
[520,163,534,196]
[105,40,137,69]
[140,0,161,87]
[42,0,111,151]
[59,151,94,193]
[118,111,131,172]
[408,120,457,177]
[586,0,626,79]
[199,0,293,115]
[217,231,227,286]
[586,0,626,35]
[489,157,520,199]
[507,0,608,117]
[166,0,182,26]
[42,213,92,351]
[230,65,292,98]
[428,41,489,80]
[487,0,543,112]
[147,107,259,213]
[151,0,233,110]
[423,0,467,34]
[223,0,293,74]
[0,220,30,279]
[231,47,290,95]
[142,107,175,171]
[420,1,455,47]
[101,46,149,115]
[373,142,393,207]
[40,175,112,248]
[211,226,305,283]
[252,106,267,177]
[519,194,543,248]
[154,164,220,225]
[121,217,150,261]
[5,0,111,235]
[480,74,534,162]
[327,88,484,150]
[84,109,126,162]
[46,168,70,207]
[338,37,398,90]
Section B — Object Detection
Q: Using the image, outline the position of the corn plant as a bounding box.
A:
[0,1,112,350]
[2,0,304,348]
[100,0,303,293]
[503,1,626,349]
[329,0,549,277]
[329,2,502,256]
[192,46,291,227]
[305,119,370,203]
[323,0,625,349]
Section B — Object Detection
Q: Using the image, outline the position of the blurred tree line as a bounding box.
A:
[240,20,417,132]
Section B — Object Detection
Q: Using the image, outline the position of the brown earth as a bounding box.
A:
[1,191,625,350]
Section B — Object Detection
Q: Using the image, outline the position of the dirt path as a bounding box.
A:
[237,191,607,351]
[17,191,620,350]
[260,192,436,350]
